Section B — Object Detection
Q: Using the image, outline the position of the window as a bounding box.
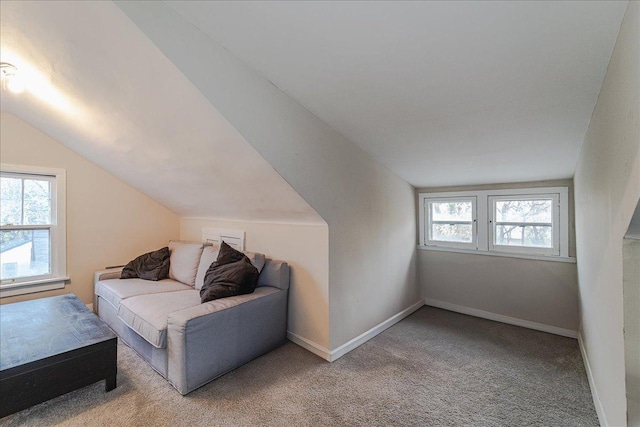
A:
[424,197,477,249]
[419,187,570,260]
[0,164,67,297]
[489,195,559,256]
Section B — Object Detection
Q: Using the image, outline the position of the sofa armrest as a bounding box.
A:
[94,267,124,283]
[166,287,287,394]
[93,267,123,314]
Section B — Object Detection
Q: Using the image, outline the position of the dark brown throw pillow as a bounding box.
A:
[120,247,170,281]
[200,241,259,303]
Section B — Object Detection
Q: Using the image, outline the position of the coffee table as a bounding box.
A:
[0,294,117,418]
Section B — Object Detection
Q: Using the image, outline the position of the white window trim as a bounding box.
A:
[419,187,572,262]
[0,163,68,297]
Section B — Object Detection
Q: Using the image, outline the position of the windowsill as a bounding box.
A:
[0,276,70,298]
[417,245,576,263]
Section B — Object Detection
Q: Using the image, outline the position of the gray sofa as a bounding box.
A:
[93,241,289,395]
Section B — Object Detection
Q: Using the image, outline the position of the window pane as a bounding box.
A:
[0,229,51,279]
[495,199,552,223]
[432,224,473,243]
[495,225,552,248]
[431,201,472,222]
[0,177,22,225]
[23,179,51,225]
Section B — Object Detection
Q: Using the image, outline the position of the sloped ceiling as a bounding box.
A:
[0,1,325,225]
[166,0,628,187]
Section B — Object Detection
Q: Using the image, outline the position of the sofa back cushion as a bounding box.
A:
[195,246,219,291]
[245,251,266,273]
[257,259,290,291]
[169,241,204,287]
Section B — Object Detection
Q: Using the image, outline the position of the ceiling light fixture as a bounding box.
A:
[1,62,26,93]
[0,53,79,116]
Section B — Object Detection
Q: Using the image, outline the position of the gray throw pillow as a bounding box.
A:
[120,247,170,281]
[200,242,259,303]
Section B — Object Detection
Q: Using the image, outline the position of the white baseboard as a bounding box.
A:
[86,302,94,312]
[329,299,425,361]
[288,298,425,362]
[578,332,609,427]
[287,331,332,361]
[424,298,578,339]
[290,298,576,364]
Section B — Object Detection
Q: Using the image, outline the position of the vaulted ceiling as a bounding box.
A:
[0,1,628,220]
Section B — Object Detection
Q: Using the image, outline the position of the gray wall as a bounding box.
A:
[419,251,578,331]
[623,235,640,424]
[574,2,640,425]
[416,180,579,332]
[118,1,419,352]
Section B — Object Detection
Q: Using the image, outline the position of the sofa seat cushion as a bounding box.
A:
[169,286,280,326]
[95,278,191,309]
[117,290,201,349]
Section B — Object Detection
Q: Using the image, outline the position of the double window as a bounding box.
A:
[0,164,67,297]
[419,187,569,259]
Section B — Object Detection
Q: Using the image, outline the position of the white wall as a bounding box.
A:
[574,2,640,426]
[0,113,180,306]
[416,179,579,333]
[180,218,330,350]
[117,1,419,353]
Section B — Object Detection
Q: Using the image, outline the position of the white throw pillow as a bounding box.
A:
[168,241,204,287]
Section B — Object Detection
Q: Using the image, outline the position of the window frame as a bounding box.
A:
[0,164,68,297]
[423,196,477,250]
[419,187,570,261]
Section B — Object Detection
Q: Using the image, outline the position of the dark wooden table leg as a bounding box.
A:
[105,373,116,392]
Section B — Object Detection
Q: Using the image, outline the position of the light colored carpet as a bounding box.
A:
[0,307,598,426]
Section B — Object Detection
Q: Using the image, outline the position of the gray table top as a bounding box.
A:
[0,294,116,371]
